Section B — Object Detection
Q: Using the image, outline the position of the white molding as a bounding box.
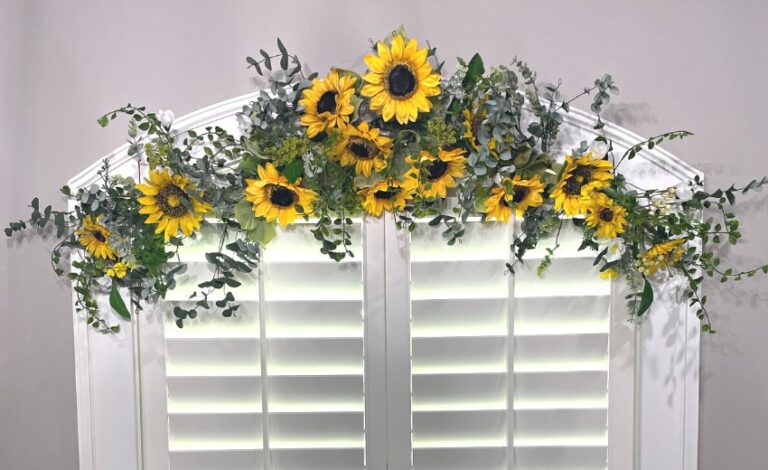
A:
[68,93,702,470]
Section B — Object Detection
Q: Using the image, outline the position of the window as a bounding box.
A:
[69,94,701,470]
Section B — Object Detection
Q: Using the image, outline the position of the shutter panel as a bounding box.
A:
[164,225,264,470]
[158,220,366,470]
[409,218,610,470]
[261,220,366,470]
[410,219,512,470]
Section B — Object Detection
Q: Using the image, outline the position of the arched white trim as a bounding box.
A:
[69,93,701,470]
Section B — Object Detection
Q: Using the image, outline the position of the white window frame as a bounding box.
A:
[67,93,701,470]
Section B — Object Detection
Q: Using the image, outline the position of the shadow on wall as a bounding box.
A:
[602,102,657,128]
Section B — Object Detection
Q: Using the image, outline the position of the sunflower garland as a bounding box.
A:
[6,33,768,336]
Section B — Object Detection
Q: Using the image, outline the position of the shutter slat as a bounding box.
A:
[169,414,262,451]
[414,448,506,470]
[270,448,364,470]
[170,450,263,470]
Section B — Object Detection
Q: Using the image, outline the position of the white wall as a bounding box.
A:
[1,1,766,469]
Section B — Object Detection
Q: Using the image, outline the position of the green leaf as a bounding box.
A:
[233,199,258,231]
[283,159,304,183]
[97,115,110,127]
[109,283,131,320]
[246,219,277,245]
[637,279,654,317]
[462,53,485,89]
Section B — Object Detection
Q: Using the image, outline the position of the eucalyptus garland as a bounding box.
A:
[7,31,768,334]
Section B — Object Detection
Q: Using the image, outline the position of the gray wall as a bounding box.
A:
[1,1,766,468]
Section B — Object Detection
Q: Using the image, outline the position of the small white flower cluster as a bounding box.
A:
[634,255,665,275]
[649,182,694,216]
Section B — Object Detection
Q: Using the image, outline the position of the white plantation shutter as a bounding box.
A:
[407,218,610,470]
[141,217,612,470]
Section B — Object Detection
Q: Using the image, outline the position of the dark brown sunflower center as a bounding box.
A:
[388,64,416,97]
[563,165,593,196]
[157,184,191,218]
[512,186,529,204]
[349,138,378,160]
[91,230,107,242]
[269,185,297,207]
[317,91,338,114]
[599,207,614,222]
[500,197,510,208]
[374,190,395,200]
[426,159,448,180]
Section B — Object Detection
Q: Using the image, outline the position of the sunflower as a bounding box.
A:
[75,216,117,260]
[244,162,317,227]
[410,148,467,198]
[136,169,213,241]
[299,70,357,138]
[640,238,686,275]
[584,192,628,239]
[358,179,416,217]
[483,185,513,223]
[462,106,496,154]
[332,121,392,176]
[361,34,441,124]
[551,152,613,216]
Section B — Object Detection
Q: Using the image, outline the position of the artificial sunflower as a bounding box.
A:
[640,238,686,275]
[358,179,416,216]
[136,169,213,241]
[483,185,513,223]
[244,162,317,227]
[551,151,613,216]
[462,106,496,154]
[299,70,357,138]
[584,192,628,239]
[75,215,117,260]
[508,175,545,216]
[361,34,441,124]
[332,121,392,177]
[410,148,467,198]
